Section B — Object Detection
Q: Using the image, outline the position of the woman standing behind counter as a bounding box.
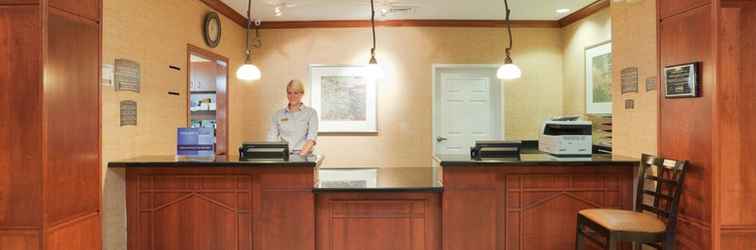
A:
[267,80,319,156]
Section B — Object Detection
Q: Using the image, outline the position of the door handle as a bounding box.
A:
[436,137,448,142]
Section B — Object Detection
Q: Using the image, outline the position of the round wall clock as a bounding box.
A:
[203,12,222,48]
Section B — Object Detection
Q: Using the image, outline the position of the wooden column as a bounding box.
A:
[0,1,102,250]
[658,0,756,249]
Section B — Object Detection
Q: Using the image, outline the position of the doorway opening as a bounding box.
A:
[432,65,503,156]
[187,45,229,155]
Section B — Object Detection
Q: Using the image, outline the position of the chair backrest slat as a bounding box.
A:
[635,154,688,225]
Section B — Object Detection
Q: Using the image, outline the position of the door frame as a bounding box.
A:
[187,44,230,156]
[432,64,503,156]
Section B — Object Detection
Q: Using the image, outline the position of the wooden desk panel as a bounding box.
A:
[317,192,440,250]
[443,165,635,250]
[125,167,315,250]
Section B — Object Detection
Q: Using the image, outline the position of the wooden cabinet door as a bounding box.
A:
[317,193,440,250]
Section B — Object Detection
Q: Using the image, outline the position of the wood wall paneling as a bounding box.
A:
[720,227,756,249]
[48,0,99,21]
[717,5,756,249]
[0,5,43,227]
[45,214,100,250]
[0,230,39,250]
[659,0,712,19]
[316,193,440,250]
[44,9,101,227]
[718,3,756,228]
[659,4,713,250]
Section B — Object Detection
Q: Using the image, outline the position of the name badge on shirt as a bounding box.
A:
[280,118,289,122]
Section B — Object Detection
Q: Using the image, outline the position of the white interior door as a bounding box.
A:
[437,73,495,155]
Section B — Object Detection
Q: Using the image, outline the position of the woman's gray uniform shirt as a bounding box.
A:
[266,104,319,151]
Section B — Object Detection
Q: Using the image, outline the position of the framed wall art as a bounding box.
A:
[309,65,378,133]
[585,41,613,114]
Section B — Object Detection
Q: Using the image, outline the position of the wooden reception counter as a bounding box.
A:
[435,154,638,250]
[109,153,637,250]
[109,155,322,250]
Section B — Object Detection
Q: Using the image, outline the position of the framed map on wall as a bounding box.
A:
[309,65,378,133]
[585,41,613,114]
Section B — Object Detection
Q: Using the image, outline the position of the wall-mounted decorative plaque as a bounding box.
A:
[625,99,635,110]
[120,100,137,126]
[115,59,141,93]
[645,77,657,92]
[664,62,700,98]
[620,67,639,94]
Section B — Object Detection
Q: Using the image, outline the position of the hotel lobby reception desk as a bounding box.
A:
[110,154,637,250]
[436,154,638,250]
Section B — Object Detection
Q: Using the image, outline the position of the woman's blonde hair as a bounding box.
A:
[287,80,305,94]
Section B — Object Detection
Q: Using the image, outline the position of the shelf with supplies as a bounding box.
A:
[190,90,217,94]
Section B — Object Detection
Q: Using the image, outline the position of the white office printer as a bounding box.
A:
[538,116,593,156]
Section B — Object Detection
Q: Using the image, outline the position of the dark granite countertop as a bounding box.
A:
[435,153,638,167]
[314,167,442,192]
[107,154,323,168]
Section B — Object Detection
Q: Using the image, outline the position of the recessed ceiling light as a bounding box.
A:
[556,9,571,14]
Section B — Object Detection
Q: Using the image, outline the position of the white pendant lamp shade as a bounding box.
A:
[236,64,261,81]
[366,62,384,80]
[497,63,522,80]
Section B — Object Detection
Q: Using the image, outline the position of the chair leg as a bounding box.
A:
[576,221,585,250]
[663,239,675,250]
[606,234,617,250]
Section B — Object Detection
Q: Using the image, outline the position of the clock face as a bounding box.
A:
[203,13,221,48]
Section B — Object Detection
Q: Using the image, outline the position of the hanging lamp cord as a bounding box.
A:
[244,0,263,63]
[504,0,513,63]
[244,0,252,63]
[370,0,377,58]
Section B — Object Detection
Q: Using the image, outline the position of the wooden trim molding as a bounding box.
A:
[199,0,247,27]
[721,225,756,234]
[201,0,604,29]
[259,19,560,29]
[557,0,610,27]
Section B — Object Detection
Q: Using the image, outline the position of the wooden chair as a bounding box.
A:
[575,154,688,250]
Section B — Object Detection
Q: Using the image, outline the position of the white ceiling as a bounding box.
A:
[220,0,597,21]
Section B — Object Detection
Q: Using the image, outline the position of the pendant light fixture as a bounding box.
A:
[236,0,263,81]
[366,0,385,80]
[497,0,522,80]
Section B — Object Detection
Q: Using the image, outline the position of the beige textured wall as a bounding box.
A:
[243,27,564,168]
[101,0,247,249]
[610,0,658,157]
[562,8,612,115]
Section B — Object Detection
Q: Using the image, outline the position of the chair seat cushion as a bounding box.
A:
[579,209,666,233]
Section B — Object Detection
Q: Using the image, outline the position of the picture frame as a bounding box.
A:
[309,65,378,133]
[585,41,613,114]
[664,62,701,98]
